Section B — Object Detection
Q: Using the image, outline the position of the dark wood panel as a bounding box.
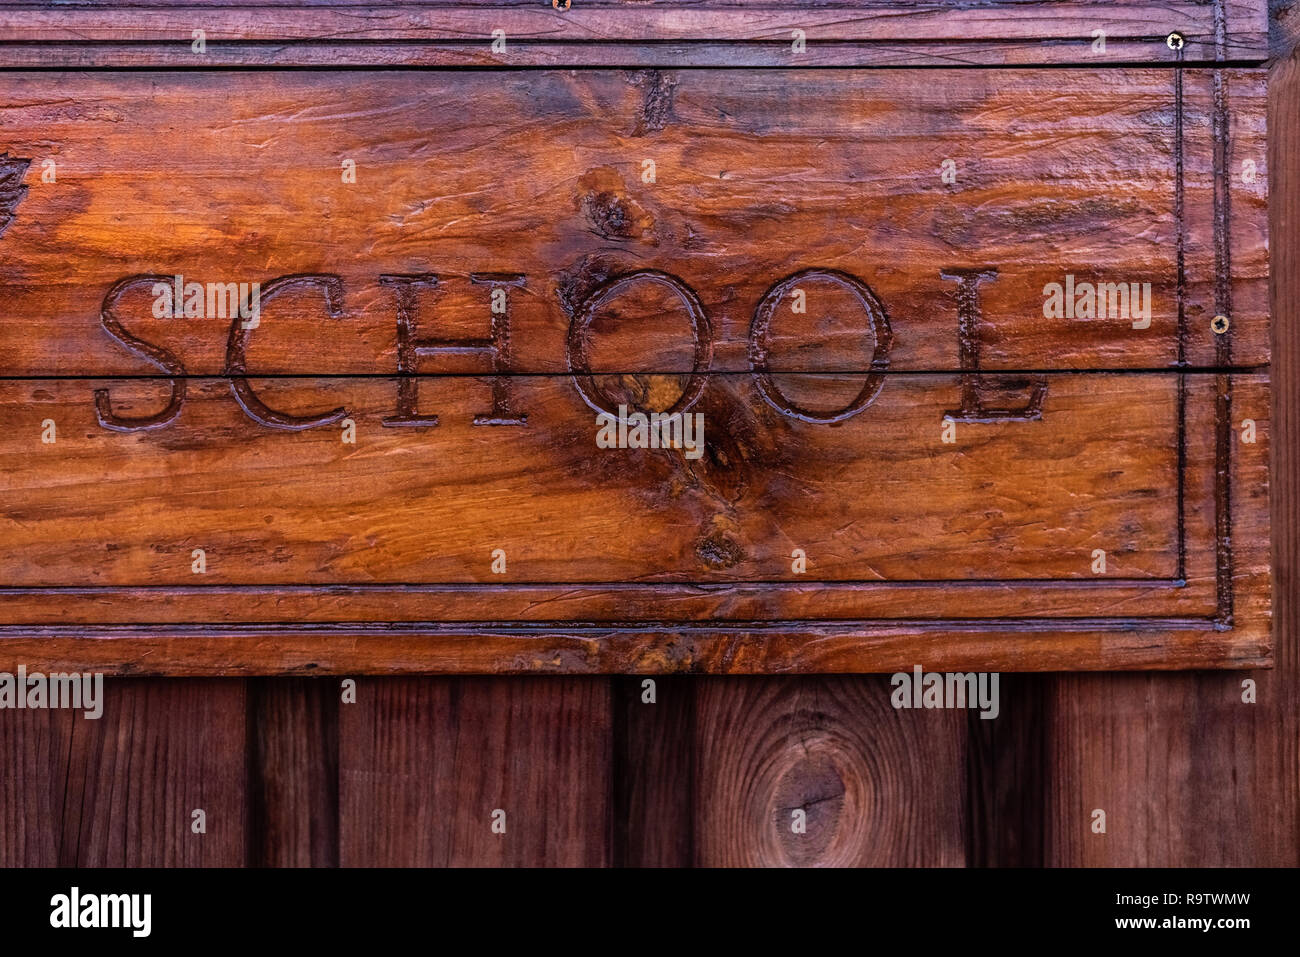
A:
[964,674,1049,867]
[1046,672,1296,865]
[0,69,1267,374]
[338,676,610,865]
[0,701,72,866]
[692,676,966,866]
[0,1,1267,65]
[612,675,693,867]
[249,677,339,867]
[0,679,248,866]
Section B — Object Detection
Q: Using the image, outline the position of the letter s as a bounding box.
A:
[94,274,187,431]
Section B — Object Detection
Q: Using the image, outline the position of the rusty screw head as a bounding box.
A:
[1166,32,1185,51]
[1212,314,1230,334]
[553,0,571,9]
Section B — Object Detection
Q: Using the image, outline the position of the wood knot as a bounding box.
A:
[696,533,744,570]
[576,167,654,241]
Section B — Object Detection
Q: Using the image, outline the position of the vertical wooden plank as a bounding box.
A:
[0,705,72,866]
[0,679,249,867]
[1048,670,1296,865]
[249,677,339,867]
[69,679,248,866]
[339,676,611,867]
[965,675,1049,867]
[693,677,967,867]
[1264,29,1300,870]
[611,676,693,867]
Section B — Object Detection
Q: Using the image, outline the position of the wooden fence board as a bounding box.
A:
[0,680,248,867]
[692,676,967,866]
[338,676,610,866]
[249,677,340,866]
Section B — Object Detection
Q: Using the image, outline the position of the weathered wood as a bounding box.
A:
[0,63,1271,674]
[1038,33,1296,868]
[0,2,1269,66]
[693,676,967,866]
[612,675,693,866]
[338,676,610,866]
[0,680,248,866]
[249,677,340,867]
[964,674,1049,867]
[0,69,1267,374]
[1046,670,1298,865]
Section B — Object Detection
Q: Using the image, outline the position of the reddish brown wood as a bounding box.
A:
[0,680,248,866]
[1038,25,1296,868]
[0,70,1267,374]
[0,0,1288,874]
[249,677,339,867]
[0,369,1269,672]
[0,2,1268,66]
[0,66,1269,675]
[612,676,693,866]
[338,676,611,865]
[692,676,967,866]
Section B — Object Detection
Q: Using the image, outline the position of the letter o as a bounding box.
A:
[749,268,893,423]
[566,270,713,416]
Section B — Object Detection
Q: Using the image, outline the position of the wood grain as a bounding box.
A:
[0,372,1270,672]
[0,1,1269,66]
[0,56,1271,676]
[692,676,966,866]
[338,676,610,866]
[964,674,1049,866]
[0,0,1287,873]
[0,69,1267,374]
[0,680,247,866]
[1036,25,1296,869]
[612,675,693,866]
[249,677,339,866]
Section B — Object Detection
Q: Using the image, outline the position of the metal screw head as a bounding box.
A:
[1167,32,1185,51]
[1212,314,1230,334]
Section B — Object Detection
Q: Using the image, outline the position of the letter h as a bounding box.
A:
[380,273,527,427]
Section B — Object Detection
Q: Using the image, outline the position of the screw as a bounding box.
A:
[553,0,570,9]
[1167,32,1185,51]
[1212,314,1230,334]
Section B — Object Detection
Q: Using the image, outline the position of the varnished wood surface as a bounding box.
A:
[0,63,1271,672]
[0,370,1270,670]
[0,69,1267,374]
[0,1,1269,66]
[0,0,1290,873]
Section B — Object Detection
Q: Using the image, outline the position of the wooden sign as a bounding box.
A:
[0,12,1270,674]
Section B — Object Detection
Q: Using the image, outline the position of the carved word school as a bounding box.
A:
[89,267,1136,434]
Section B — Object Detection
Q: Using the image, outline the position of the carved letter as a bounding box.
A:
[749,269,893,423]
[224,274,349,430]
[942,268,1046,422]
[381,273,527,427]
[567,270,712,417]
[95,275,188,432]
